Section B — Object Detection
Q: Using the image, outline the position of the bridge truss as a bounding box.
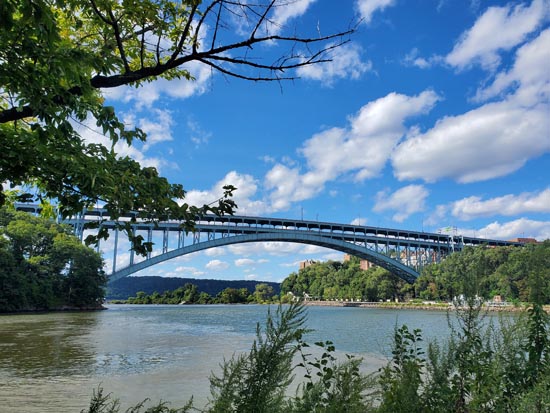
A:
[57,209,521,284]
[14,204,521,283]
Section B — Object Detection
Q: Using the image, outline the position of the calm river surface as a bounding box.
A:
[0,304,495,412]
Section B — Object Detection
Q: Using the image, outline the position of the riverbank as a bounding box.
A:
[0,305,106,315]
[304,300,550,312]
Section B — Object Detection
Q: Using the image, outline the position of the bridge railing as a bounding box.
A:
[13,204,524,280]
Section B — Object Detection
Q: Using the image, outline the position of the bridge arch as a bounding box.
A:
[109,232,420,283]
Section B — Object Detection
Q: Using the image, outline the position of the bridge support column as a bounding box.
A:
[178,230,184,249]
[163,229,169,254]
[147,227,152,259]
[113,227,119,273]
[130,227,135,266]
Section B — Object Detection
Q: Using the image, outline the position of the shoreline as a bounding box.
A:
[0,305,107,316]
[304,300,550,312]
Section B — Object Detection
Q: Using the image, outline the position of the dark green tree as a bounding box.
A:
[253,283,276,303]
[0,208,105,311]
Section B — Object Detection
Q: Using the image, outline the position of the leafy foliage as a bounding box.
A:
[0,207,105,312]
[83,385,193,413]
[417,242,550,303]
[281,257,408,302]
[292,340,374,413]
[207,303,309,412]
[282,243,550,304]
[1,0,353,253]
[107,276,280,300]
[378,326,425,413]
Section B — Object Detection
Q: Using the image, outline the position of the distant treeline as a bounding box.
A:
[118,282,279,304]
[282,241,550,304]
[107,276,280,300]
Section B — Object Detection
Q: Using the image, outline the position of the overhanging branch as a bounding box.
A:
[0,0,356,124]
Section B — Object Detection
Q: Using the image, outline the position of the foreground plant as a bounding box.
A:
[84,302,373,412]
[85,299,550,413]
[207,303,308,412]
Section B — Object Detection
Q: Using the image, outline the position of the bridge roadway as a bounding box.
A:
[57,208,522,284]
[14,204,522,283]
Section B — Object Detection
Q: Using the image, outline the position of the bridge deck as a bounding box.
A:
[15,204,524,282]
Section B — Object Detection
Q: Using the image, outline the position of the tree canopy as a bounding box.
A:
[0,207,106,312]
[1,0,353,252]
[281,257,408,302]
[282,243,550,304]
[417,242,550,303]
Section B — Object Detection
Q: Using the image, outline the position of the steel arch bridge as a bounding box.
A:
[54,208,521,284]
[15,204,522,284]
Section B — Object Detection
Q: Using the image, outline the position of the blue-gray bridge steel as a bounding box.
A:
[15,204,522,283]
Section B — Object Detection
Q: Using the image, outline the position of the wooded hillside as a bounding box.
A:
[107,276,280,300]
[282,242,550,303]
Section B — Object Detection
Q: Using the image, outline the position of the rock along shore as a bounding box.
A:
[304,300,550,313]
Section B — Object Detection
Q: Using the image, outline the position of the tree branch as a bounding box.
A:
[0,0,356,124]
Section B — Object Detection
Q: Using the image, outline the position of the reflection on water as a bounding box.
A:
[0,304,501,412]
[0,313,99,378]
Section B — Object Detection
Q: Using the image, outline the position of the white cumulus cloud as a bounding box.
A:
[451,188,550,220]
[350,217,368,226]
[73,116,175,174]
[185,171,269,214]
[104,60,212,109]
[205,259,230,271]
[297,43,372,85]
[394,20,550,184]
[137,109,174,150]
[235,258,256,267]
[445,0,549,70]
[271,0,317,33]
[459,218,550,241]
[227,242,326,257]
[356,0,396,24]
[373,185,429,222]
[174,266,206,277]
[266,90,440,211]
[392,100,550,183]
[474,28,550,104]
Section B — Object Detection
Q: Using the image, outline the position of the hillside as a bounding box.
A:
[106,276,281,300]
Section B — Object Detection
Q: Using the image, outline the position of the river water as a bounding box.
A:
[0,304,488,412]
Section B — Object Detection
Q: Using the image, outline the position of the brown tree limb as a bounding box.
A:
[0,0,355,124]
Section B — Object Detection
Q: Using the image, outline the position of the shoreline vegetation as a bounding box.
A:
[108,282,280,306]
[0,208,106,314]
[282,241,550,308]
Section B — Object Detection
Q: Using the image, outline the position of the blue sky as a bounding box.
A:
[80,0,550,282]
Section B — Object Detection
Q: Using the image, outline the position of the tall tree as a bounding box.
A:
[0,208,106,311]
[1,0,353,253]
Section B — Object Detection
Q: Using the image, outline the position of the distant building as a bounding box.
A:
[343,254,376,270]
[359,260,376,270]
[299,259,317,270]
[508,237,539,244]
